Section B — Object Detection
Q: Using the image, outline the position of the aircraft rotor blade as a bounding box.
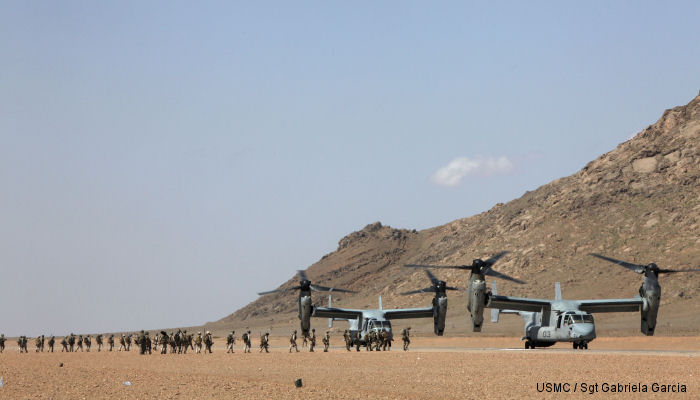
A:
[483,268,525,284]
[400,287,436,295]
[657,268,700,274]
[297,270,309,281]
[310,285,356,293]
[445,286,462,291]
[483,251,509,266]
[257,286,302,295]
[405,264,468,270]
[424,270,440,285]
[589,253,645,273]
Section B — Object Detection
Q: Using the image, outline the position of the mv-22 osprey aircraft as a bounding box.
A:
[487,253,700,349]
[258,269,459,350]
[406,251,524,332]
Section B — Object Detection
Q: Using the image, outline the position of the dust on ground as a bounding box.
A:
[0,336,697,399]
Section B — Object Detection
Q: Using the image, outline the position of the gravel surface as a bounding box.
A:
[0,337,697,399]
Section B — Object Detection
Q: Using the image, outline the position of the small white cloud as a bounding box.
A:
[431,156,514,187]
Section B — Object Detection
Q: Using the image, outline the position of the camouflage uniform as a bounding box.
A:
[138,330,147,355]
[160,332,169,354]
[259,332,270,353]
[242,330,252,353]
[308,329,316,352]
[84,335,91,352]
[68,333,76,352]
[125,334,132,351]
[40,335,45,352]
[194,332,203,354]
[366,331,376,351]
[18,336,28,353]
[145,332,152,354]
[226,331,235,353]
[0,334,5,353]
[402,327,411,351]
[35,336,42,352]
[118,334,126,351]
[343,329,351,351]
[289,330,299,353]
[48,336,55,352]
[301,333,308,348]
[323,331,331,352]
[108,334,115,351]
[76,335,84,352]
[204,331,213,354]
[60,337,69,352]
[380,330,391,351]
[96,334,103,352]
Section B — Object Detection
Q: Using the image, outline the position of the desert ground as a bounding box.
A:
[0,336,697,399]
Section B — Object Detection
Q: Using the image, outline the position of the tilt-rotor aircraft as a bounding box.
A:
[406,251,524,331]
[257,270,356,337]
[258,269,456,350]
[486,253,700,349]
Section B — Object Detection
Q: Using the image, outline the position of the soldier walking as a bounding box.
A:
[96,334,103,352]
[108,334,115,351]
[0,333,5,353]
[40,335,46,352]
[309,329,316,352]
[85,335,91,352]
[242,330,252,353]
[226,330,236,353]
[194,332,203,354]
[76,335,84,352]
[60,337,69,352]
[125,334,132,351]
[380,330,391,351]
[35,336,42,352]
[47,335,55,352]
[343,329,351,351]
[289,330,299,353]
[402,327,411,351]
[118,334,126,351]
[68,333,76,352]
[204,331,214,354]
[138,330,147,355]
[145,332,152,354]
[259,332,270,353]
[323,331,331,352]
[302,333,308,348]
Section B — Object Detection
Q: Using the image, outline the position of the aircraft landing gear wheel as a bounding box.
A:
[583,342,588,350]
[573,342,578,349]
[525,341,532,349]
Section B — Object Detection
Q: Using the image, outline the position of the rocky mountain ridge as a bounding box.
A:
[209,92,700,336]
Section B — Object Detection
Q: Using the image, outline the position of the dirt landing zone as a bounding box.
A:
[0,337,697,399]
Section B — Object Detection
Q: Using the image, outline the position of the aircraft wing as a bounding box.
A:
[487,295,552,312]
[383,307,434,320]
[577,298,643,313]
[312,307,364,320]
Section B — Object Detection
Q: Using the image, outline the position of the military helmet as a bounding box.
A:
[312,328,315,332]
[145,331,149,335]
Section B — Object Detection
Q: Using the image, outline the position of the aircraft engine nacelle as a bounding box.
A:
[433,296,447,336]
[640,286,660,336]
[468,279,486,332]
[299,295,312,337]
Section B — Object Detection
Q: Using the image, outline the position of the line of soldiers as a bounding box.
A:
[1,327,412,354]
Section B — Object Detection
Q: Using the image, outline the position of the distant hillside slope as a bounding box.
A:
[209,92,700,336]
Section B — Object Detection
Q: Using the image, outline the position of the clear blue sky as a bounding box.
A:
[1,1,698,336]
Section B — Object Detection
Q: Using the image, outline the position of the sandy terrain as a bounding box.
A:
[0,337,697,399]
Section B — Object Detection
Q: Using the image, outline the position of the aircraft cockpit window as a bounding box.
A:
[572,315,584,323]
[582,314,594,323]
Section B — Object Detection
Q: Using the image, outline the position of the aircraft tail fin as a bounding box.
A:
[328,295,333,328]
[491,281,500,323]
[378,296,383,310]
[555,282,562,300]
